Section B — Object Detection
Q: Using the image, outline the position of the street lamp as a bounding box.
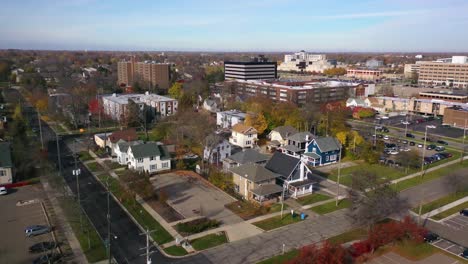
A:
[420,125,436,177]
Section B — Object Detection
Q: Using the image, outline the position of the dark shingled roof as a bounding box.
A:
[271,126,298,138]
[130,143,170,160]
[251,184,283,196]
[265,152,300,178]
[314,137,341,152]
[230,163,280,183]
[225,149,269,165]
[286,132,315,143]
[0,142,12,168]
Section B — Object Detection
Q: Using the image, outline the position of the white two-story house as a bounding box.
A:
[229,123,258,149]
[203,134,232,164]
[113,139,144,165]
[127,142,171,173]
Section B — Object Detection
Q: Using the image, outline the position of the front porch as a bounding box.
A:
[302,152,321,167]
[251,184,283,204]
[286,179,316,199]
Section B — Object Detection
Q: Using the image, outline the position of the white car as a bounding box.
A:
[389,150,399,155]
[381,116,390,120]
[0,186,7,195]
[383,135,390,140]
[417,144,423,148]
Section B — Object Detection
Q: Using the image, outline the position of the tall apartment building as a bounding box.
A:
[102,92,178,121]
[117,57,170,90]
[224,79,370,106]
[418,56,468,88]
[224,56,277,81]
[278,51,336,73]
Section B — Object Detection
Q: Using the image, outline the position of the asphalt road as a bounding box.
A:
[2,88,192,264]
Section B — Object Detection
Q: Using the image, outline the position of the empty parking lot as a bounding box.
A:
[443,215,468,231]
[151,172,243,225]
[0,185,56,264]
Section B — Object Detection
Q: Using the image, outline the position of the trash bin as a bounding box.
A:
[301,212,306,220]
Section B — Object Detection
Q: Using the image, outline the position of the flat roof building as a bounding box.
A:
[418,56,468,88]
[118,57,171,90]
[278,51,336,73]
[224,56,277,81]
[347,69,383,81]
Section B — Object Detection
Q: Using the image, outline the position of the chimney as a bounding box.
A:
[112,93,116,97]
[305,134,310,141]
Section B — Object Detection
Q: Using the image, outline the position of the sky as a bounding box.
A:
[1,0,468,52]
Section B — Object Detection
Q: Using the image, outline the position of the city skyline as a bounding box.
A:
[1,0,468,52]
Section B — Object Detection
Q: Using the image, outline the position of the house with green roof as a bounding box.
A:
[126,142,171,173]
[0,142,13,185]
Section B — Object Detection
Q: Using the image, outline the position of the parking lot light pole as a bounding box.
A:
[420,125,436,178]
[335,146,342,206]
[461,119,467,164]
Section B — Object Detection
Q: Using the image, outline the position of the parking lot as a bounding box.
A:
[151,172,243,225]
[368,251,462,264]
[432,238,466,257]
[443,215,468,231]
[0,185,57,264]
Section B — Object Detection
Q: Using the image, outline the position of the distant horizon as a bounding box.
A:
[2,0,468,52]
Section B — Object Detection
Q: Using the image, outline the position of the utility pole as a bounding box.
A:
[140,229,156,264]
[56,134,62,177]
[37,111,44,150]
[335,146,342,206]
[73,139,82,231]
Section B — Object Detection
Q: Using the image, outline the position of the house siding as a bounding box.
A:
[0,167,13,185]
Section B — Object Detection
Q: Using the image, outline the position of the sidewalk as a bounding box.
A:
[421,196,468,220]
[41,178,88,264]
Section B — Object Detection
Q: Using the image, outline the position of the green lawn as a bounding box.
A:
[190,232,228,251]
[225,201,288,220]
[327,163,413,187]
[256,249,299,264]
[58,196,107,263]
[309,199,351,215]
[327,228,367,245]
[393,161,468,192]
[163,245,188,256]
[96,174,173,244]
[297,193,331,206]
[412,191,468,215]
[432,201,468,220]
[253,213,304,231]
[87,161,104,172]
[79,151,94,161]
[104,160,126,170]
[393,239,437,260]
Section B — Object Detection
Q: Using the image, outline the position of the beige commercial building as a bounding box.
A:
[443,107,468,128]
[418,56,468,88]
[347,69,383,81]
[117,57,170,90]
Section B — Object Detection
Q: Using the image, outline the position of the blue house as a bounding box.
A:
[303,137,341,167]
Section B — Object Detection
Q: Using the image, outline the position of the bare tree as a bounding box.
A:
[348,170,409,228]
[443,171,468,194]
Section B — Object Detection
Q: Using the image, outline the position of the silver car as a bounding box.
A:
[25,225,51,237]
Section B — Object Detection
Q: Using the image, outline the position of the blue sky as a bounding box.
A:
[1,0,468,52]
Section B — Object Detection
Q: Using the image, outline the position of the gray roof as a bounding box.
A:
[282,145,302,153]
[0,142,12,168]
[265,152,300,178]
[287,132,315,143]
[130,142,170,160]
[271,126,298,138]
[117,139,143,152]
[225,149,269,165]
[303,152,321,159]
[230,163,280,183]
[314,137,341,152]
[251,184,283,196]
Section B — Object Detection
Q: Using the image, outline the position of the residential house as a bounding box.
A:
[94,132,110,149]
[107,129,138,154]
[267,126,298,150]
[346,98,366,108]
[0,142,13,185]
[303,137,341,167]
[229,123,257,149]
[265,152,315,198]
[230,163,282,204]
[216,110,246,129]
[127,142,171,173]
[113,139,144,165]
[365,97,385,113]
[223,149,269,172]
[202,98,221,113]
[279,132,314,157]
[203,134,232,164]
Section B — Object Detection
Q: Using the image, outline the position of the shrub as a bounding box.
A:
[176,218,221,235]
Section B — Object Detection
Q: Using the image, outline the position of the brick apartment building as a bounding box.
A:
[224,79,371,106]
[443,107,468,128]
[418,56,468,88]
[117,57,170,90]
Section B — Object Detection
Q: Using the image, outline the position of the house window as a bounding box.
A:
[246,141,251,145]
[312,147,317,153]
[234,185,240,192]
[0,170,5,177]
[150,156,155,161]
[162,162,169,168]
[330,154,337,161]
[150,164,157,171]
[326,156,329,161]
[138,158,143,163]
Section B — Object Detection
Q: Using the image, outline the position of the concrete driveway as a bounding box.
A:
[151,173,243,225]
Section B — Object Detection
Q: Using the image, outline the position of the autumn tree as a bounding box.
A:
[323,67,347,76]
[168,82,183,99]
[287,241,350,264]
[396,149,420,173]
[347,170,409,228]
[244,112,268,135]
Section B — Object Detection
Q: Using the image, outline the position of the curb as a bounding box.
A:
[40,201,63,256]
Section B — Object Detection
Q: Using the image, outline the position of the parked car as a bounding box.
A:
[432,153,444,161]
[381,127,389,133]
[436,140,449,145]
[424,157,435,164]
[435,146,445,152]
[32,253,62,264]
[377,134,384,139]
[417,144,423,148]
[421,137,433,142]
[402,140,408,144]
[406,133,415,138]
[25,225,51,237]
[383,135,390,140]
[460,209,468,216]
[389,150,399,155]
[0,186,7,195]
[461,249,468,259]
[424,232,439,243]
[426,144,436,150]
[409,141,416,146]
[29,242,57,253]
[439,152,453,158]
